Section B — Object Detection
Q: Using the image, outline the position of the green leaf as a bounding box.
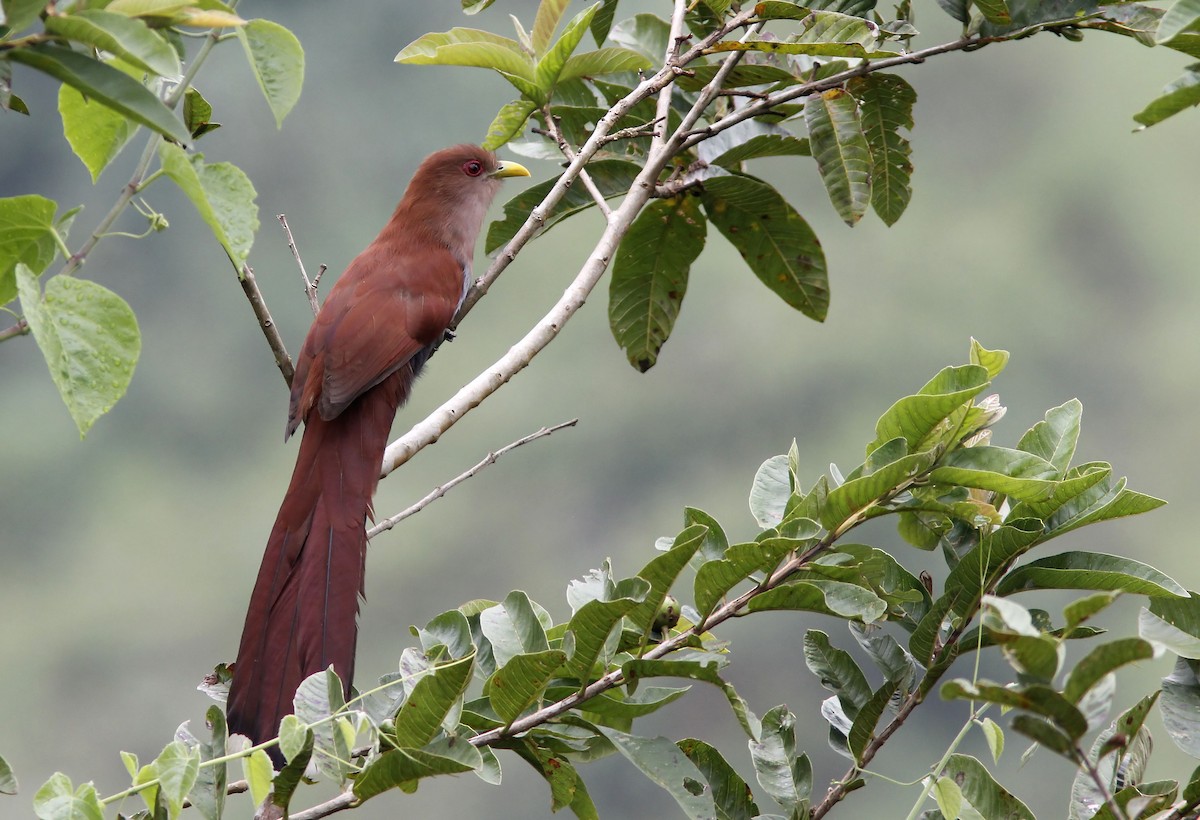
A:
[1062,638,1156,704]
[242,749,273,809]
[748,706,810,815]
[694,535,812,622]
[532,0,573,54]
[1161,657,1200,757]
[1063,591,1121,631]
[848,679,899,763]
[932,775,963,820]
[868,364,990,456]
[701,173,829,321]
[562,580,648,679]
[159,143,258,267]
[942,680,1088,740]
[462,0,496,13]
[271,721,313,810]
[597,728,718,819]
[354,736,483,801]
[4,44,189,143]
[1141,593,1200,658]
[941,754,1035,819]
[1134,63,1200,128]
[237,19,304,128]
[609,196,706,372]
[0,194,57,304]
[535,3,599,88]
[980,718,1005,764]
[395,27,536,86]
[1,0,48,35]
[0,755,14,797]
[1007,462,1111,524]
[293,668,352,781]
[628,524,708,635]
[850,622,921,684]
[59,77,137,183]
[803,630,872,717]
[942,518,1043,603]
[677,739,761,820]
[488,649,567,723]
[974,0,1012,24]
[969,338,1009,379]
[928,446,1058,501]
[997,551,1188,598]
[392,654,475,748]
[17,266,141,437]
[749,454,791,529]
[847,73,915,226]
[480,591,549,667]
[183,87,220,139]
[821,450,938,531]
[748,578,887,622]
[44,10,179,77]
[1158,0,1200,42]
[33,773,103,820]
[486,159,642,253]
[1017,399,1081,474]
[608,13,670,63]
[698,120,811,169]
[805,88,872,225]
[152,741,200,818]
[677,62,800,92]
[590,0,618,45]
[482,99,537,150]
[623,658,761,739]
[557,46,654,82]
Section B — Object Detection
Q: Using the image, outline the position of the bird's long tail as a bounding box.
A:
[227,371,407,749]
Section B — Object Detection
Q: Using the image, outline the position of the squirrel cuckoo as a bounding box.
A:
[227,145,529,751]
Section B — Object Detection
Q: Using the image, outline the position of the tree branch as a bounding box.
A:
[277,213,323,316]
[367,419,577,539]
[238,263,294,386]
[537,113,612,219]
[0,318,29,343]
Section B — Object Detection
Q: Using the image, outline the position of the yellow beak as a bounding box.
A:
[491,160,531,179]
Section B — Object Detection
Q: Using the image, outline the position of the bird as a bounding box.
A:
[226,145,530,754]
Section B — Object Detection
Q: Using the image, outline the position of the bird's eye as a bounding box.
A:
[462,160,484,177]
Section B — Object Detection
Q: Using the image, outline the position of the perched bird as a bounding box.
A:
[227,145,530,752]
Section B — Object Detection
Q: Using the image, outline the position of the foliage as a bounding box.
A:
[4,0,1200,818]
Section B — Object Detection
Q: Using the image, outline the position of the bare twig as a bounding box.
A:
[651,0,690,157]
[539,113,612,219]
[0,318,29,343]
[367,419,577,538]
[239,263,294,386]
[277,214,322,316]
[1076,747,1131,820]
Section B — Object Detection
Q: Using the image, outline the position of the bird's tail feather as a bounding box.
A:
[227,371,407,750]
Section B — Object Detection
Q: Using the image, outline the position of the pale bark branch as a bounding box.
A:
[368,419,577,539]
[277,213,323,316]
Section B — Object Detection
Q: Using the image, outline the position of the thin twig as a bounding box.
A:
[239,264,294,386]
[0,318,29,343]
[277,214,322,316]
[652,0,689,157]
[1077,747,1131,820]
[539,114,612,219]
[367,419,577,538]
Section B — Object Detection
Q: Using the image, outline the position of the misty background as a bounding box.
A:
[2,1,1198,817]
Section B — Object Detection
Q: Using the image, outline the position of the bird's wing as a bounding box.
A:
[291,241,467,426]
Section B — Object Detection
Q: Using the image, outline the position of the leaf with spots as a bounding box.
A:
[609,196,706,372]
[701,174,828,321]
[805,88,872,226]
[847,73,916,226]
[16,265,141,437]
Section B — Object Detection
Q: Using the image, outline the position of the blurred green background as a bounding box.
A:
[2,2,1198,817]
